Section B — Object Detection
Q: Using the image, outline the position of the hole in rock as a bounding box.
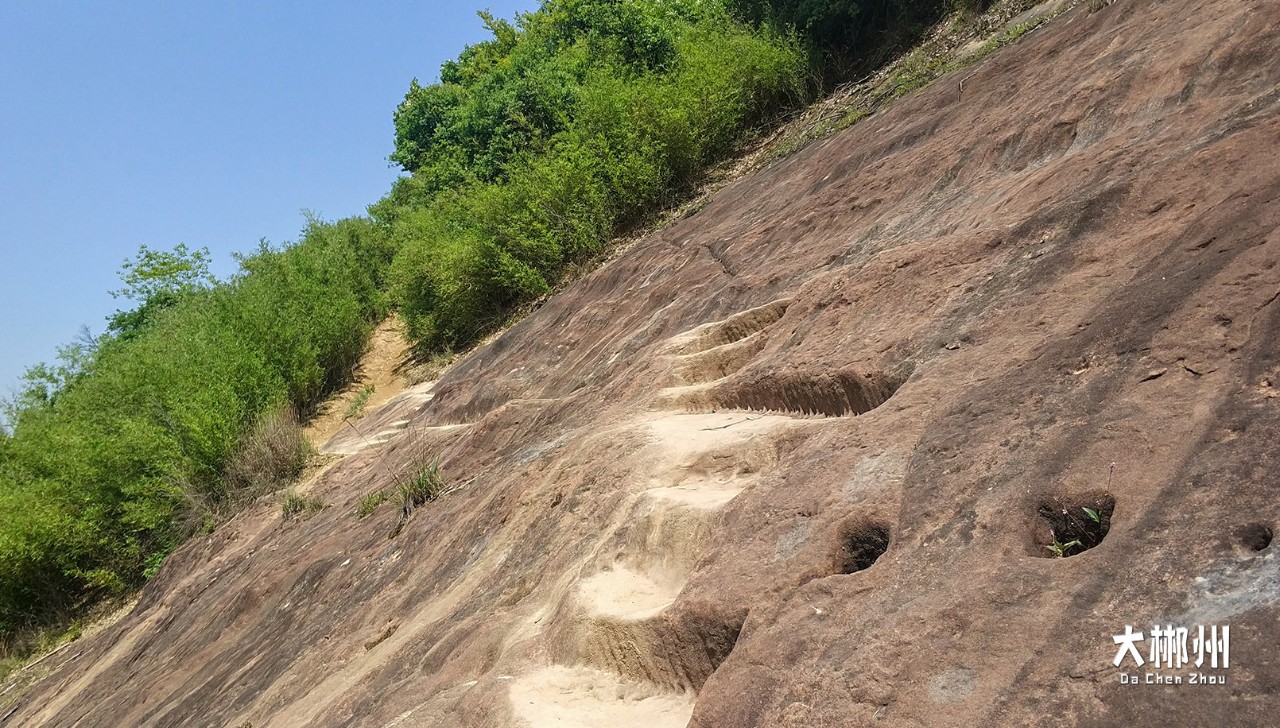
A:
[837,522,891,574]
[705,369,907,417]
[1234,523,1273,553]
[1035,493,1114,558]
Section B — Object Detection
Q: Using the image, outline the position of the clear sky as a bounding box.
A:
[0,0,537,396]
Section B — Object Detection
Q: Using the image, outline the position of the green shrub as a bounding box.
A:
[727,0,951,80]
[0,218,392,634]
[384,1,805,352]
[389,204,510,351]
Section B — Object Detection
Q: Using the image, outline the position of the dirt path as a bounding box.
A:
[302,316,414,451]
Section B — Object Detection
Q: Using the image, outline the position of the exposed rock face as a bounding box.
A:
[9,1,1280,725]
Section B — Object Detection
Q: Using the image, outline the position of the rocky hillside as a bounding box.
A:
[5,0,1279,725]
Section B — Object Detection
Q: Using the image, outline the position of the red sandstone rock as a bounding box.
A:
[8,1,1280,725]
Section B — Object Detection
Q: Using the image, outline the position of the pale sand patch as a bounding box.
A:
[509,666,694,728]
[576,567,680,620]
[645,412,800,459]
[632,411,802,514]
[645,476,743,510]
[322,421,468,456]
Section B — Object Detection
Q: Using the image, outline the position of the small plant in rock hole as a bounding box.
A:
[1044,537,1083,558]
[1037,474,1116,558]
[1039,465,1111,555]
[1042,503,1107,558]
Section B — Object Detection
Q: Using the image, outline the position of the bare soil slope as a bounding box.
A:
[301,316,414,453]
[7,1,1280,725]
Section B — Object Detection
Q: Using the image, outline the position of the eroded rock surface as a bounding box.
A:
[8,1,1280,725]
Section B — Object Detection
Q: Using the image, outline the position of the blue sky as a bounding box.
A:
[0,0,537,395]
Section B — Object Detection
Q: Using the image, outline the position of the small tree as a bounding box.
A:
[107,243,217,339]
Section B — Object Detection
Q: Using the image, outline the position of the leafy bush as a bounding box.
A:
[106,243,217,340]
[0,218,392,635]
[383,0,805,352]
[727,0,950,79]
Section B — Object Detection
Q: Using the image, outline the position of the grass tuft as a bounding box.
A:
[355,490,390,519]
[397,458,445,511]
[223,408,312,498]
[343,383,376,421]
[281,490,325,521]
[387,456,447,539]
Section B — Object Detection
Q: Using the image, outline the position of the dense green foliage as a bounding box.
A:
[379,0,806,350]
[106,243,218,340]
[1,0,950,642]
[0,218,392,634]
[728,0,958,78]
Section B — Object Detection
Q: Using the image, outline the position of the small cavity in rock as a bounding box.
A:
[838,523,891,574]
[1235,523,1273,553]
[1035,493,1115,558]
